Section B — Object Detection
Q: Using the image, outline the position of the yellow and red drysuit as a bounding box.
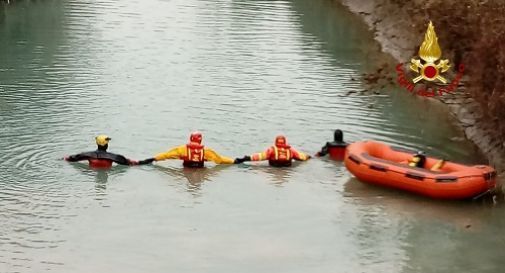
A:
[138,132,234,167]
[245,135,310,167]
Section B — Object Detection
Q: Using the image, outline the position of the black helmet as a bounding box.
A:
[334,129,344,142]
[414,151,427,167]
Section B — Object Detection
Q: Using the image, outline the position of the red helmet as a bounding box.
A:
[189,131,203,144]
[274,135,288,147]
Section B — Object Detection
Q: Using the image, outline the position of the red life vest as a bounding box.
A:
[268,145,292,167]
[328,145,347,160]
[182,143,205,168]
[88,158,113,168]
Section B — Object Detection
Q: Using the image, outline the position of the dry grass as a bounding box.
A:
[389,0,505,142]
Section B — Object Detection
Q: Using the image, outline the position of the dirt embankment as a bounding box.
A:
[336,0,505,174]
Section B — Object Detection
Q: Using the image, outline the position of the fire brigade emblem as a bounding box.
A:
[410,21,450,84]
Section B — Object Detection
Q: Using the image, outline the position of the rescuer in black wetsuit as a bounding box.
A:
[316,129,348,160]
[64,135,138,168]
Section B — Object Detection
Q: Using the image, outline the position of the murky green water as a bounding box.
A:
[1,0,503,272]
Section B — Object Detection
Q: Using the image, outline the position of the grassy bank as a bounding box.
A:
[337,0,505,175]
[389,0,505,142]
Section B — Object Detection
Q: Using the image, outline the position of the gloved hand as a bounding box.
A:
[138,158,155,165]
[233,156,251,164]
[234,158,244,164]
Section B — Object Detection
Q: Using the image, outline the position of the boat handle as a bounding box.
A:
[369,164,388,172]
[405,172,425,181]
[348,154,361,165]
[435,176,458,183]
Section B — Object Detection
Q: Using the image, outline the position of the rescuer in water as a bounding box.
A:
[235,135,311,167]
[138,131,239,167]
[315,129,348,160]
[64,135,138,168]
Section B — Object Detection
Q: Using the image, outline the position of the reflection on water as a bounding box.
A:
[343,177,487,229]
[68,163,129,194]
[0,0,503,272]
[245,163,297,186]
[343,177,504,273]
[153,164,233,196]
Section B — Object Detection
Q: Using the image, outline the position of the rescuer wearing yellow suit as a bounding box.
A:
[138,132,239,167]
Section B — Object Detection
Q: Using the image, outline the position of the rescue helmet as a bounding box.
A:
[189,131,203,144]
[334,129,344,142]
[96,135,111,146]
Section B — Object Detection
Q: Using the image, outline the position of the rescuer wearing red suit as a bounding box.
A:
[315,129,348,160]
[138,132,239,167]
[236,135,311,167]
[64,135,138,168]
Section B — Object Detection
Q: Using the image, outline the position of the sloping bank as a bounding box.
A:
[334,0,505,177]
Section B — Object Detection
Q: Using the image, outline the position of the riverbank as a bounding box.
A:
[334,0,505,179]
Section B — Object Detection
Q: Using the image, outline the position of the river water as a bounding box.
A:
[0,0,503,272]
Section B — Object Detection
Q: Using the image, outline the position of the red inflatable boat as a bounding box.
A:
[344,141,497,199]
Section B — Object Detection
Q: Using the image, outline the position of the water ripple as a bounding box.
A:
[0,0,488,272]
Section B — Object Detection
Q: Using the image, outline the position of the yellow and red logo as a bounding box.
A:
[396,21,464,97]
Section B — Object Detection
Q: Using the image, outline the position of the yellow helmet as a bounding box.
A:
[95,135,111,146]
